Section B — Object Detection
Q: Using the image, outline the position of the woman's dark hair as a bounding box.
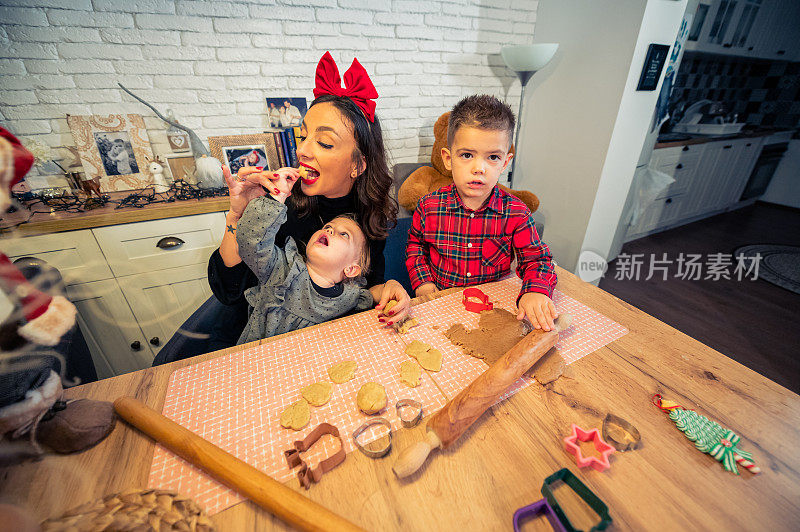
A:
[290,94,397,240]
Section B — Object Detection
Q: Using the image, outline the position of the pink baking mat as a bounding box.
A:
[149,277,627,515]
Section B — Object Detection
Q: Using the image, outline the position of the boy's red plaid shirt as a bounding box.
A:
[406,184,557,300]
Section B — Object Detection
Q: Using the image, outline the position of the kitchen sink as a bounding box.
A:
[672,123,746,135]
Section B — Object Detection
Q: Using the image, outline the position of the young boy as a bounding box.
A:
[405,95,558,331]
[235,171,373,344]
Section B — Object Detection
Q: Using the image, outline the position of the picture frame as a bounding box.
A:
[266,97,308,128]
[208,133,281,172]
[164,154,196,183]
[66,114,155,192]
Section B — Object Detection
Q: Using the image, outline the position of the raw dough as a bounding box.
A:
[301,382,332,406]
[327,360,357,383]
[382,299,398,316]
[280,399,310,431]
[399,360,422,387]
[445,308,532,366]
[405,340,430,358]
[527,347,566,384]
[417,348,442,372]
[356,382,387,414]
[395,317,419,334]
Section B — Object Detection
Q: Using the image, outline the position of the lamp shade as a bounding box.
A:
[501,43,558,73]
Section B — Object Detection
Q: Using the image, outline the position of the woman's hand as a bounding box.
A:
[374,280,411,326]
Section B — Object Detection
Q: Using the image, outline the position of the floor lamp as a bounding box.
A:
[501,43,558,188]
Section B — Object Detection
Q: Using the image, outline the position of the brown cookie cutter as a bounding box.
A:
[284,422,346,489]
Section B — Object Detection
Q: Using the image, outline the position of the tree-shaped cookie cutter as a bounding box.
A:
[563,423,615,472]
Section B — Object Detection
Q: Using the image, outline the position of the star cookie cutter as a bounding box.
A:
[462,287,493,313]
[563,423,615,472]
[512,498,567,532]
[284,423,346,489]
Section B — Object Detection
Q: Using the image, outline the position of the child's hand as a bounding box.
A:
[415,283,438,298]
[516,292,558,331]
[262,167,299,204]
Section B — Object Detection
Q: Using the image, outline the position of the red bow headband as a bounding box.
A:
[313,51,378,123]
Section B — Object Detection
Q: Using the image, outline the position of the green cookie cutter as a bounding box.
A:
[540,468,612,532]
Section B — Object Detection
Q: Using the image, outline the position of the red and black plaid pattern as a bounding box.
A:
[406,184,556,300]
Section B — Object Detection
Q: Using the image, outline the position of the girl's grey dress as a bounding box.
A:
[236,196,373,345]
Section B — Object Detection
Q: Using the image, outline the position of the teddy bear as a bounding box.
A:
[398,111,540,213]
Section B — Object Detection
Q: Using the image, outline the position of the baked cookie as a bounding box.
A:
[301,382,332,406]
[328,360,358,383]
[399,360,422,388]
[280,399,310,431]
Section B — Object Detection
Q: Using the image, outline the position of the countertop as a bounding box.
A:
[1,267,798,531]
[1,190,230,237]
[654,127,797,149]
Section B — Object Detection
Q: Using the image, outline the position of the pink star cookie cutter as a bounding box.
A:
[563,423,615,472]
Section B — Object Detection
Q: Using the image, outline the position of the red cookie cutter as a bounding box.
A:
[563,423,615,472]
[462,287,493,313]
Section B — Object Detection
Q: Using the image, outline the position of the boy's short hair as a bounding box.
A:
[447,94,515,148]
[333,213,370,277]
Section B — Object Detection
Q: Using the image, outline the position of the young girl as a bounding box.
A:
[234,169,373,344]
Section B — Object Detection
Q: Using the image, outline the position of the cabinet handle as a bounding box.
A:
[746,143,751,147]
[12,256,46,268]
[723,43,732,48]
[777,50,785,55]
[747,46,754,51]
[157,236,185,249]
[665,198,673,204]
[131,340,142,351]
[676,163,683,169]
[682,146,690,152]
[723,145,732,149]
[150,337,160,346]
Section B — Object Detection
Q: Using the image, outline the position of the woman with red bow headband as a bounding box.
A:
[205,52,410,349]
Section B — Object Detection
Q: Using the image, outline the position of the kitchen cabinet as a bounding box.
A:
[626,136,767,241]
[685,0,799,60]
[0,211,225,376]
[66,280,152,380]
[117,263,213,361]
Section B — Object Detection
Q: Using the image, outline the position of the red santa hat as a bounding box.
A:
[0,127,34,211]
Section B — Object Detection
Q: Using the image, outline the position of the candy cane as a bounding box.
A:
[734,453,761,474]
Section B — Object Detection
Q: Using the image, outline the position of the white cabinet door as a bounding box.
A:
[66,279,152,379]
[0,230,112,286]
[117,263,213,360]
[724,138,764,205]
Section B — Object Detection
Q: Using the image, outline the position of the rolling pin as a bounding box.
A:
[114,397,363,532]
[393,313,571,479]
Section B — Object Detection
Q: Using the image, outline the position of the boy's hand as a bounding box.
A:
[516,292,558,332]
[415,283,438,298]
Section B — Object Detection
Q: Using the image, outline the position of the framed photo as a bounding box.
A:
[66,114,155,192]
[266,97,307,128]
[208,133,281,172]
[164,154,196,183]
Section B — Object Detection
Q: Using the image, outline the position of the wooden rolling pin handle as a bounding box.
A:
[392,430,442,479]
[113,397,363,532]
[429,313,572,450]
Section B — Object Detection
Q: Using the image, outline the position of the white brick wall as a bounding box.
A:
[0,0,537,186]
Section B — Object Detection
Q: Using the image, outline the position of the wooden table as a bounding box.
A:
[2,268,799,530]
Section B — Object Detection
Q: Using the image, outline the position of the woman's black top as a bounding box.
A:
[206,190,386,348]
